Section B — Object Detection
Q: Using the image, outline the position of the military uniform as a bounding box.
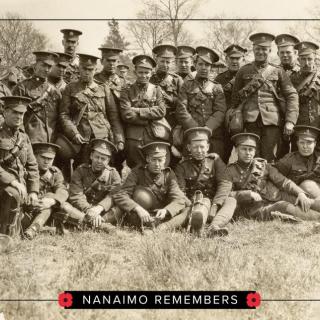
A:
[13,51,61,144]
[176,47,227,158]
[48,77,67,93]
[0,81,11,125]
[174,127,236,235]
[59,54,124,164]
[22,143,68,239]
[225,133,320,221]
[231,33,299,162]
[176,46,195,80]
[119,55,167,168]
[0,97,40,237]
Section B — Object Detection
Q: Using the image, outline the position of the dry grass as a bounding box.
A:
[0,220,320,319]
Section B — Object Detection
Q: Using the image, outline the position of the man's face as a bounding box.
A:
[156,57,173,73]
[226,56,244,72]
[90,150,110,172]
[4,108,25,128]
[135,66,152,83]
[34,61,52,79]
[102,57,118,74]
[36,154,54,171]
[195,58,212,78]
[278,46,296,66]
[253,45,271,62]
[79,65,96,83]
[177,57,193,74]
[50,64,67,79]
[146,155,166,174]
[298,53,316,73]
[297,137,316,157]
[187,140,209,161]
[118,67,128,78]
[62,38,78,56]
[236,145,256,164]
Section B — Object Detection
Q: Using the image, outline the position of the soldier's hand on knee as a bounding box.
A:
[86,205,104,220]
[295,192,314,212]
[37,198,56,210]
[135,206,151,223]
[93,215,103,228]
[10,180,27,201]
[155,209,168,221]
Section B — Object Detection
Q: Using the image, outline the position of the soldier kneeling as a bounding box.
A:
[112,142,190,233]
[174,127,236,237]
[22,143,68,239]
[54,138,121,232]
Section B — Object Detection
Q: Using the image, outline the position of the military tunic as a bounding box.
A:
[119,82,166,168]
[48,76,68,94]
[64,57,80,83]
[69,163,121,212]
[275,151,320,185]
[0,81,12,125]
[282,63,300,78]
[60,80,124,145]
[13,77,61,143]
[150,71,183,127]
[113,166,189,222]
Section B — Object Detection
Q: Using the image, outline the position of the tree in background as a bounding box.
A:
[0,12,48,69]
[102,18,130,50]
[201,19,260,63]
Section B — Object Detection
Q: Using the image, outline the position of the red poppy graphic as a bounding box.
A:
[58,292,73,308]
[246,292,261,308]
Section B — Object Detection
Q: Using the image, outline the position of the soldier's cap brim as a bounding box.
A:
[90,138,117,156]
[139,141,170,157]
[294,125,320,140]
[78,53,100,66]
[32,142,60,157]
[231,133,260,147]
[132,54,156,69]
[33,51,59,66]
[54,52,73,67]
[1,96,32,112]
[294,41,319,55]
[250,32,275,47]
[177,45,196,58]
[184,127,212,142]
[224,44,247,57]
[275,33,300,47]
[60,29,83,39]
[196,46,219,64]
[152,44,177,58]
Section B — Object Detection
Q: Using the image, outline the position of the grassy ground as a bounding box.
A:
[0,219,320,320]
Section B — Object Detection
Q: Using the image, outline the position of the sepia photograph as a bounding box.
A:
[0,0,320,319]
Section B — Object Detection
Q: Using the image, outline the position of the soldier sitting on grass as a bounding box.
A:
[22,143,68,240]
[174,127,236,237]
[54,138,121,233]
[224,133,320,222]
[112,141,190,234]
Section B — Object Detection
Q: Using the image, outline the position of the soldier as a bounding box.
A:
[117,63,131,85]
[224,133,320,221]
[119,54,167,168]
[60,29,82,83]
[215,44,247,162]
[0,74,12,125]
[231,33,299,162]
[54,138,121,232]
[275,34,300,157]
[59,53,124,166]
[22,143,68,239]
[150,44,183,127]
[275,34,300,77]
[176,46,227,159]
[95,47,127,173]
[176,45,196,80]
[275,126,320,198]
[13,51,62,144]
[174,127,236,236]
[0,96,39,238]
[112,141,190,233]
[48,52,73,93]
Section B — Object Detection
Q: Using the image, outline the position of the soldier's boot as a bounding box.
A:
[206,197,236,237]
[23,209,51,240]
[190,197,210,236]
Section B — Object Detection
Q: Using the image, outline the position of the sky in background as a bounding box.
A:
[1,0,319,55]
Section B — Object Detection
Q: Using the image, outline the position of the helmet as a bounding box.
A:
[133,186,160,211]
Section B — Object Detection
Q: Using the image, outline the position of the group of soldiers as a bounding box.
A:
[1,27,320,244]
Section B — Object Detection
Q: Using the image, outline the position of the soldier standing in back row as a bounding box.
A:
[150,44,183,128]
[231,33,299,162]
[0,96,39,238]
[176,45,196,80]
[59,53,124,166]
[176,46,227,159]
[13,51,62,144]
[215,44,247,162]
[60,29,82,83]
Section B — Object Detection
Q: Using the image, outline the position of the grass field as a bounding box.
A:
[0,219,320,320]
